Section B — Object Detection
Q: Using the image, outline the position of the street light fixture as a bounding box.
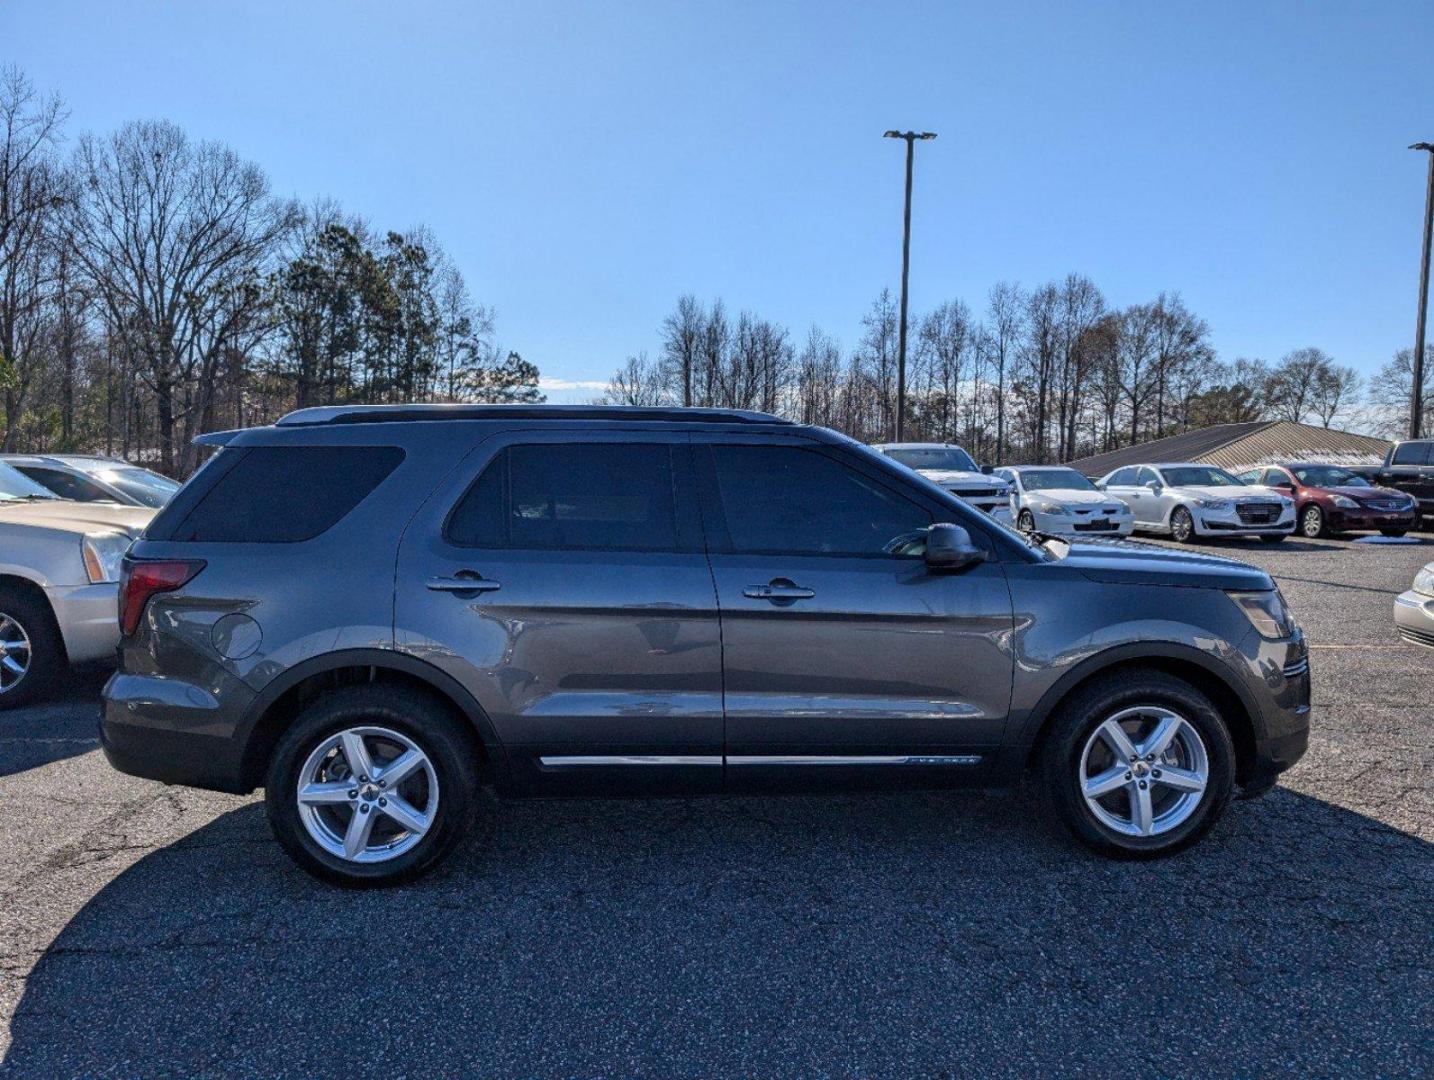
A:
[884,130,937,442]
[1410,142,1434,440]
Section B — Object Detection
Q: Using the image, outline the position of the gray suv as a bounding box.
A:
[101,406,1311,885]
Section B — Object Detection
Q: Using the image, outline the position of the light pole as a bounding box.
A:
[1410,142,1434,440]
[884,130,936,442]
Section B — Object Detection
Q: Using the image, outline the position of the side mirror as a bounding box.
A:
[1145,479,1163,493]
[925,523,985,571]
[980,464,994,475]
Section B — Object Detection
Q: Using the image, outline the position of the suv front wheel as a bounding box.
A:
[265,685,481,886]
[1040,670,1235,857]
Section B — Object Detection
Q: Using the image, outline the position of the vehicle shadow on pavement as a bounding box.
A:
[3,785,1429,1077]
[0,667,109,780]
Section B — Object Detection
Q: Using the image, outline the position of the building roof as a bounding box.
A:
[1067,420,1392,478]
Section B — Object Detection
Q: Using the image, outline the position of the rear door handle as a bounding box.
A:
[427,575,501,594]
[743,581,815,602]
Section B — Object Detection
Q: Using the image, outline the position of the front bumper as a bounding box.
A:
[1029,507,1134,536]
[1394,590,1434,647]
[1241,633,1312,797]
[943,488,1012,522]
[46,582,121,664]
[1328,506,1417,531]
[1195,506,1295,536]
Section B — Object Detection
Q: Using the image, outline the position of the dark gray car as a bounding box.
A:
[101,406,1310,885]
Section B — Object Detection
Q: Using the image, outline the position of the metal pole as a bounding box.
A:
[883,130,935,443]
[896,135,914,442]
[1411,143,1434,440]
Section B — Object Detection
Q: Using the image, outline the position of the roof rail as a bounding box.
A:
[274,404,793,427]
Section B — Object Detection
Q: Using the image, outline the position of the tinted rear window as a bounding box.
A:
[169,446,403,543]
[447,443,679,551]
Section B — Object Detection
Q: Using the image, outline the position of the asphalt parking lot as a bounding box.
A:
[0,537,1430,1078]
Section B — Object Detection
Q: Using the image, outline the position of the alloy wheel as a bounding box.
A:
[0,613,32,694]
[1078,706,1209,837]
[1170,508,1193,542]
[295,726,440,863]
[1301,506,1323,538]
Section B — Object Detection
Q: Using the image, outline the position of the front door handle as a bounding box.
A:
[427,574,501,594]
[743,580,815,602]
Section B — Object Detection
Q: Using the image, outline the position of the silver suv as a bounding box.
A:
[102,406,1311,886]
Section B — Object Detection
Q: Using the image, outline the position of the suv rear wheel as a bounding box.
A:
[265,685,481,886]
[0,586,62,710]
[1040,670,1235,858]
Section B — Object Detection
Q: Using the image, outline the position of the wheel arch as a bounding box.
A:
[0,572,67,663]
[1013,643,1260,787]
[236,649,508,791]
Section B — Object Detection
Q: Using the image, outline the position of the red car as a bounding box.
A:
[1237,463,1418,538]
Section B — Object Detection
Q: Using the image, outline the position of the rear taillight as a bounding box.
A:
[119,558,205,636]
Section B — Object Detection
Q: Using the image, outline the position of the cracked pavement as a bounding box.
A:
[0,537,1430,1077]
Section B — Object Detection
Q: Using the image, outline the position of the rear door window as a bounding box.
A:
[166,446,403,543]
[447,443,680,551]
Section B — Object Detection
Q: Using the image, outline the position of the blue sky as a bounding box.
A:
[6,1,1433,402]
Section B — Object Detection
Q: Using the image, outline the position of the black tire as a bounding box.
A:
[1260,534,1287,544]
[1380,529,1407,538]
[1169,506,1196,544]
[1017,509,1036,533]
[265,684,482,887]
[1038,669,1236,859]
[1299,504,1325,539]
[0,585,64,710]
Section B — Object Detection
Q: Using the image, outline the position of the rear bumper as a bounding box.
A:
[99,670,254,793]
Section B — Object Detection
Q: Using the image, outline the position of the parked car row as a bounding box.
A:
[872,441,1420,545]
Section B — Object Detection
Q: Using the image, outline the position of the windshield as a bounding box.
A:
[1161,466,1244,487]
[1020,468,1097,493]
[885,446,977,472]
[1290,465,1371,488]
[0,462,60,501]
[93,467,180,508]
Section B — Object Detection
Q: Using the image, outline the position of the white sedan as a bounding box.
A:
[1097,463,1295,543]
[993,466,1135,537]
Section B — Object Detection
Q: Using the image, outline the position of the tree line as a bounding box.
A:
[604,286,1428,464]
[0,67,541,476]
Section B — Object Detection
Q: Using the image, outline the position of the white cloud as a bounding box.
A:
[538,377,611,392]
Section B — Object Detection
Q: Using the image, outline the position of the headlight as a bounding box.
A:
[1105,504,1127,515]
[1034,501,1069,515]
[82,533,132,584]
[1228,589,1298,640]
[1330,495,1358,509]
[1196,498,1233,511]
[1413,566,1434,597]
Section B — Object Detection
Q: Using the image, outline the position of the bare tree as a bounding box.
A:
[67,120,296,470]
